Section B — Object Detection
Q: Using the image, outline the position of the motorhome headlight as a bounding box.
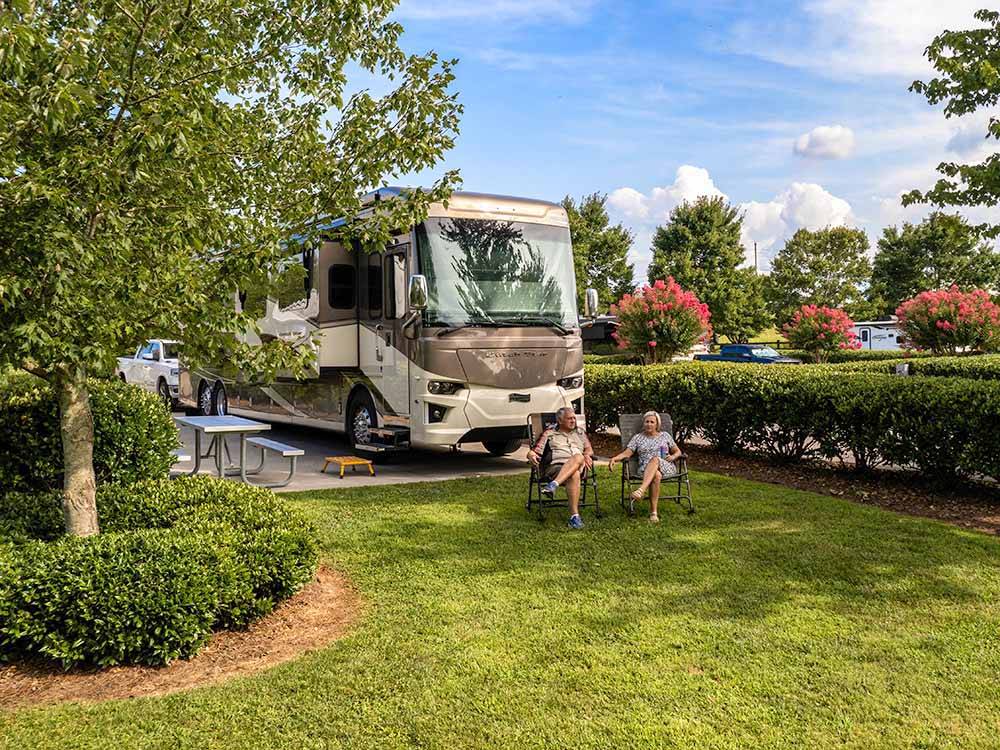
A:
[170,368,180,377]
[558,375,584,390]
[427,380,463,396]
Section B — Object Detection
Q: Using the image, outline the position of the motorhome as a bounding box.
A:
[179,189,589,456]
[851,318,903,350]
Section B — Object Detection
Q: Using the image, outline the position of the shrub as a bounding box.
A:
[584,362,1000,479]
[582,353,642,366]
[896,286,1000,354]
[611,278,711,364]
[783,348,934,364]
[782,305,861,363]
[825,354,1000,381]
[0,372,177,494]
[0,477,318,667]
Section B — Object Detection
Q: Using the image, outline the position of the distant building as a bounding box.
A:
[851,317,903,350]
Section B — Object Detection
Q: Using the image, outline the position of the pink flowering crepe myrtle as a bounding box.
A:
[896,286,1000,355]
[782,305,861,363]
[610,277,712,364]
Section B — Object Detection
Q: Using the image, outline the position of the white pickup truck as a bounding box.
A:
[116,339,182,408]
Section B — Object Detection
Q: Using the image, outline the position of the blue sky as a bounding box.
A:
[383,0,997,280]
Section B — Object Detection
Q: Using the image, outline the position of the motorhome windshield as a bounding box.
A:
[416,217,578,328]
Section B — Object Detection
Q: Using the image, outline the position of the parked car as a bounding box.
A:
[116,339,182,407]
[694,344,801,364]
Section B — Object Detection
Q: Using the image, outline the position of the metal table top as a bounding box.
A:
[174,415,272,434]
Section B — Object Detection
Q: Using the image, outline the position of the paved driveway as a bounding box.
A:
[172,416,532,493]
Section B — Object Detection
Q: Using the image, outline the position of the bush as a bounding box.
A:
[782,305,860,363]
[0,372,177,494]
[896,286,1000,354]
[582,352,642,366]
[783,348,934,363]
[584,362,1000,479]
[0,477,318,667]
[611,278,711,363]
[826,354,1000,381]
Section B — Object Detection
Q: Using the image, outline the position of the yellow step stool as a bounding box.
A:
[322,455,376,479]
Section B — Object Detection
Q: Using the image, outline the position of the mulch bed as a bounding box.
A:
[0,567,362,709]
[589,432,1000,536]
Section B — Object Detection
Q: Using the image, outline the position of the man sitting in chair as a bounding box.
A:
[528,406,594,529]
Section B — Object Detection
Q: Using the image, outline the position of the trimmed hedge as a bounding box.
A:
[0,371,177,493]
[582,352,642,366]
[584,362,1000,478]
[826,354,1000,381]
[783,348,936,364]
[0,477,318,667]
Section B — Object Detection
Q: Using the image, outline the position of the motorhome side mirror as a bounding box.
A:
[408,274,429,311]
[584,288,599,318]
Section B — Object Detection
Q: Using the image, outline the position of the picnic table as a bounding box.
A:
[174,415,271,482]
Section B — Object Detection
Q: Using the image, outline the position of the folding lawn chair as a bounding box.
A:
[618,412,694,516]
[525,412,600,521]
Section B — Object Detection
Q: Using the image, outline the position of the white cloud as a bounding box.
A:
[394,0,595,23]
[608,168,856,277]
[794,125,856,159]
[608,165,726,223]
[734,1,987,80]
[739,183,855,269]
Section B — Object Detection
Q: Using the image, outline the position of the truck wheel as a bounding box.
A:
[483,439,523,457]
[347,391,376,450]
[157,379,177,412]
[119,373,127,383]
[211,382,228,416]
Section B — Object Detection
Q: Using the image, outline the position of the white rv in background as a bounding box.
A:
[851,318,903,350]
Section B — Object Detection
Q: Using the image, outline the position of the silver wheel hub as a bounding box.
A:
[353,407,372,445]
[199,386,213,415]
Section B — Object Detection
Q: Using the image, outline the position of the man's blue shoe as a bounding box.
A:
[568,514,584,530]
[541,480,558,498]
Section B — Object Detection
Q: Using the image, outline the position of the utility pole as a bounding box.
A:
[754,241,758,273]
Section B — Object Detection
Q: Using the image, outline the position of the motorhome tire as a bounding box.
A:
[347,391,376,450]
[483,439,523,457]
[197,382,214,416]
[212,382,228,416]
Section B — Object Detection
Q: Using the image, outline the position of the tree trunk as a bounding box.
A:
[56,371,100,536]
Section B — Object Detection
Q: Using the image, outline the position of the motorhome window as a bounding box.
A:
[416,218,578,327]
[328,264,355,309]
[367,254,383,317]
[385,251,407,320]
[861,329,869,343]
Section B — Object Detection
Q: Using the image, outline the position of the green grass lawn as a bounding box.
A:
[4,471,1000,749]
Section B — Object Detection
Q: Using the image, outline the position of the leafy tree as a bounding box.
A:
[714,267,772,343]
[870,212,1000,315]
[647,196,768,341]
[611,279,711,364]
[765,227,872,325]
[906,10,1000,232]
[896,287,1000,354]
[782,305,861,363]
[0,1,461,535]
[561,193,634,312]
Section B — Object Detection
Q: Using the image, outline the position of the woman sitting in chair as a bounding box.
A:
[608,411,681,523]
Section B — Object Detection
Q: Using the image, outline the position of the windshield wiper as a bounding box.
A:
[436,319,520,337]
[501,315,572,336]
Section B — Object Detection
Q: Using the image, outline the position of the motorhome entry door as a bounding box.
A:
[360,245,411,418]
